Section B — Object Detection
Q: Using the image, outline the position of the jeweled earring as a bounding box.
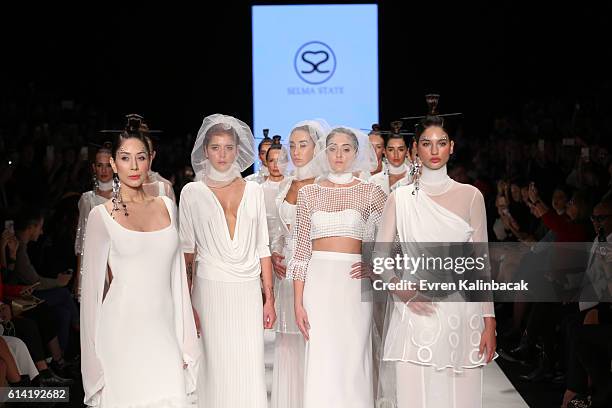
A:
[111,173,129,217]
[92,174,99,192]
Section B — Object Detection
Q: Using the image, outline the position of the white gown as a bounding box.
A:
[375,168,496,408]
[287,181,387,408]
[179,180,270,408]
[80,196,200,408]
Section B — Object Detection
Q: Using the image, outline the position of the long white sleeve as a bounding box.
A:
[169,201,201,394]
[469,190,495,318]
[75,194,93,256]
[178,187,196,254]
[80,206,111,406]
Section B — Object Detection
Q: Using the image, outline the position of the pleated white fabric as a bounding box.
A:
[271,332,305,408]
[303,251,374,408]
[191,277,267,408]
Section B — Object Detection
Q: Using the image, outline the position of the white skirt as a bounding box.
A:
[271,332,305,408]
[303,251,374,408]
[192,277,267,408]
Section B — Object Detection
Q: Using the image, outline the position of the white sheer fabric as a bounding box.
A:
[262,178,283,240]
[374,165,495,408]
[286,182,387,281]
[80,197,200,407]
[75,191,108,256]
[143,171,176,202]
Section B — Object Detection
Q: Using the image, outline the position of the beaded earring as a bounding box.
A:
[111,173,128,218]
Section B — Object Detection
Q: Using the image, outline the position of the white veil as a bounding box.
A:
[278,119,329,180]
[191,114,255,186]
[315,126,379,182]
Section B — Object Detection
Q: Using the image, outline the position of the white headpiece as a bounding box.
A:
[191,114,255,186]
[278,119,330,181]
[315,126,378,184]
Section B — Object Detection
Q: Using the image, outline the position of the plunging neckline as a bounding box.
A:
[204,181,246,242]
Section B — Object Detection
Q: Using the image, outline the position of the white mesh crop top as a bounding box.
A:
[286,181,387,281]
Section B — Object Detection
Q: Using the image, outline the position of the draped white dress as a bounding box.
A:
[375,169,496,408]
[80,196,200,408]
[179,180,270,408]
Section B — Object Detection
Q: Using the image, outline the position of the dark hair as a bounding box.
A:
[204,123,240,148]
[384,133,409,149]
[415,115,447,141]
[112,114,152,158]
[258,136,273,153]
[14,207,45,232]
[571,190,593,223]
[265,143,283,162]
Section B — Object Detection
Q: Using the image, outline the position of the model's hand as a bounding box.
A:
[271,252,286,279]
[295,304,310,341]
[479,322,497,363]
[350,261,374,280]
[405,292,437,316]
[192,306,201,338]
[263,300,276,329]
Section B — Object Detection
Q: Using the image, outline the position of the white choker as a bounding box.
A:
[97,180,113,191]
[328,172,354,185]
[388,162,407,175]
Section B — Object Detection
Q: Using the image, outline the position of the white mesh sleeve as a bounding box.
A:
[286,188,312,281]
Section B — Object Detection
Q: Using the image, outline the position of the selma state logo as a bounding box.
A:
[294,41,337,85]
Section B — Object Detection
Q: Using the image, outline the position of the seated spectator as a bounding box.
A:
[10,207,79,353]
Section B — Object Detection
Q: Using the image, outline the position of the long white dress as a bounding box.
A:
[375,167,496,408]
[179,180,270,408]
[80,196,200,408]
[269,176,305,408]
[287,181,387,408]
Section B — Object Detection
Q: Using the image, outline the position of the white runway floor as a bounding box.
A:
[263,329,528,408]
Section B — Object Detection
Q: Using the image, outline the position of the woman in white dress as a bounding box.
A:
[74,142,113,301]
[269,120,328,408]
[288,127,386,408]
[368,125,386,178]
[245,132,273,183]
[374,103,497,408]
[80,119,200,407]
[369,131,412,195]
[261,143,285,240]
[179,114,276,408]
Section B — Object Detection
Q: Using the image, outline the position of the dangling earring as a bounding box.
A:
[92,174,99,192]
[111,173,128,218]
[411,159,421,196]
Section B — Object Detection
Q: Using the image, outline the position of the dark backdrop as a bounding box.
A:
[2,1,610,137]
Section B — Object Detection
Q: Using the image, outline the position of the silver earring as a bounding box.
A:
[411,159,421,196]
[111,174,128,217]
[92,175,99,192]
